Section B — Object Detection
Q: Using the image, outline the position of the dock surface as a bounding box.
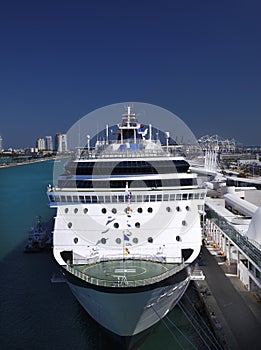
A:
[197,246,261,350]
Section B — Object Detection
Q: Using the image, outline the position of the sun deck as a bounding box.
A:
[65,259,186,288]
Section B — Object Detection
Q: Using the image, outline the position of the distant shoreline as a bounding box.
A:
[0,156,58,169]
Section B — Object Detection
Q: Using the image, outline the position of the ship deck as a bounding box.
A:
[65,259,185,288]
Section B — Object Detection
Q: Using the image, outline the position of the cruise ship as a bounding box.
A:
[47,105,206,336]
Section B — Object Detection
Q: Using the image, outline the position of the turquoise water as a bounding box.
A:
[0,161,54,260]
[0,161,215,349]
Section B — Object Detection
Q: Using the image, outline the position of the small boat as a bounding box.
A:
[24,216,51,253]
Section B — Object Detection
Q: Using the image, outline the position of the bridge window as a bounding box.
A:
[163,194,169,201]
[85,196,91,203]
[98,196,104,203]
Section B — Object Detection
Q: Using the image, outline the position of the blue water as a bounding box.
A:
[0,161,215,349]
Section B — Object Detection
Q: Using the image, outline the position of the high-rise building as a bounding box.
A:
[0,135,2,152]
[45,136,53,151]
[36,138,45,151]
[55,133,68,153]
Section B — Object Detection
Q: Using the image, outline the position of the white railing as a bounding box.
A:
[65,260,186,288]
[48,188,206,205]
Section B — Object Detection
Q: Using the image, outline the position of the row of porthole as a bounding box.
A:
[166,206,190,212]
[64,208,88,214]
[64,206,190,215]
[102,207,154,214]
[113,222,140,228]
[68,220,187,229]
[73,235,182,244]
[73,237,140,245]
[67,222,141,229]
[102,206,190,214]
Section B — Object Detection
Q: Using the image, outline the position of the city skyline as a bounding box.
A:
[0,0,260,148]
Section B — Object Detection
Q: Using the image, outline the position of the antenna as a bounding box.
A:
[78,122,81,148]
[86,135,90,152]
[106,124,109,145]
[165,131,170,151]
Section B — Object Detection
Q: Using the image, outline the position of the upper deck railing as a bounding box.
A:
[75,140,184,160]
[47,188,206,205]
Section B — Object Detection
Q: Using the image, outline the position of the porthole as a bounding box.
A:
[112,208,117,214]
[133,237,138,244]
[64,208,69,213]
[148,207,153,213]
[135,222,140,228]
[74,208,78,214]
[148,237,153,243]
[114,222,119,228]
[185,206,190,211]
[176,206,181,212]
[101,238,107,244]
[176,235,181,242]
[182,220,187,226]
[73,237,78,244]
[116,238,121,244]
[166,207,171,212]
[137,207,143,213]
[68,222,72,228]
[83,208,88,214]
[101,208,107,214]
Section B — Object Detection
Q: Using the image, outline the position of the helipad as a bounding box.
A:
[66,259,185,287]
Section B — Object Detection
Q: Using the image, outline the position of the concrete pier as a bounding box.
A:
[195,245,261,350]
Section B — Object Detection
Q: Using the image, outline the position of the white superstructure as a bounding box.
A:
[48,106,206,336]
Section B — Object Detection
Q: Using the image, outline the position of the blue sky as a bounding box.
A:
[0,0,260,148]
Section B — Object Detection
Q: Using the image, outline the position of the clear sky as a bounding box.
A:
[0,0,260,149]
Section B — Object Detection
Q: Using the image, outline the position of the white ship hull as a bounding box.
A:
[48,104,206,337]
[66,272,190,336]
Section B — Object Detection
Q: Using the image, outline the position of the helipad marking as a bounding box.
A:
[114,269,136,273]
